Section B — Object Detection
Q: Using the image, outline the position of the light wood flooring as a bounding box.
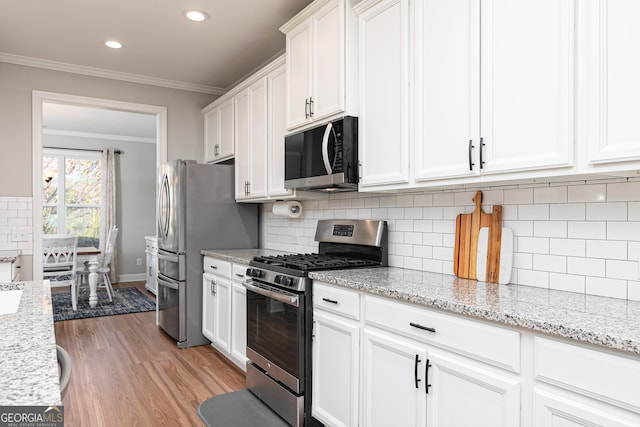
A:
[53,281,245,427]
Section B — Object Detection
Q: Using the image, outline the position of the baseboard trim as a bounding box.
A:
[119,273,146,282]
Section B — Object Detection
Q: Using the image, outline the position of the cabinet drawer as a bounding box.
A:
[203,256,232,278]
[365,295,520,372]
[314,282,360,320]
[535,337,640,413]
[232,263,249,282]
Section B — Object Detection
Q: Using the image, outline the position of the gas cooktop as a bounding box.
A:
[251,253,381,273]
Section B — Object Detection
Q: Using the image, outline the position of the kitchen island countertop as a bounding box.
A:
[0,281,61,406]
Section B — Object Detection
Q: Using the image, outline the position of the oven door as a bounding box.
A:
[244,279,305,394]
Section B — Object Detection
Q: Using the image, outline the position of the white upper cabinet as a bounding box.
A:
[479,0,574,175]
[358,0,576,191]
[413,0,480,182]
[235,77,268,201]
[281,0,357,130]
[356,0,410,188]
[585,0,640,166]
[267,64,295,198]
[203,97,234,163]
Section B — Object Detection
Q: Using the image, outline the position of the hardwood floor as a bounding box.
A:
[53,281,246,427]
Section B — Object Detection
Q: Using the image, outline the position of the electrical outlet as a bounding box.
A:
[11,227,28,242]
[136,258,143,266]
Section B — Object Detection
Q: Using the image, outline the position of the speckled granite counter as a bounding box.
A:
[0,281,62,406]
[309,268,640,355]
[201,248,290,265]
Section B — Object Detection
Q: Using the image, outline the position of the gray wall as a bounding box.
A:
[44,135,156,278]
[0,61,219,279]
[0,62,218,196]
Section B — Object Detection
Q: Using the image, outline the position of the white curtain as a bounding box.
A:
[100,148,119,283]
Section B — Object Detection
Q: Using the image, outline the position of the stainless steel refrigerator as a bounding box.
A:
[156,160,259,348]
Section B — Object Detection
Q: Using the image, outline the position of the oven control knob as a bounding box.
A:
[251,269,264,278]
[281,276,294,286]
[274,275,282,284]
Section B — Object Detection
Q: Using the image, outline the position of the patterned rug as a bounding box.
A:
[52,287,156,322]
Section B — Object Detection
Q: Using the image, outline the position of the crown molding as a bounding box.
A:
[0,52,227,96]
[43,128,156,144]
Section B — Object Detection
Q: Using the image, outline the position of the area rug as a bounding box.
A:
[52,287,155,322]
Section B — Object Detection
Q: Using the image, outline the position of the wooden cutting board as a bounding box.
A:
[453,191,503,281]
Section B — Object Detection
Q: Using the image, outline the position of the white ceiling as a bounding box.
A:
[0,0,313,93]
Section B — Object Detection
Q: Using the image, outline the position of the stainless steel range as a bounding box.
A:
[243,219,388,427]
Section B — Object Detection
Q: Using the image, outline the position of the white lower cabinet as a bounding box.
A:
[202,257,248,371]
[361,328,428,427]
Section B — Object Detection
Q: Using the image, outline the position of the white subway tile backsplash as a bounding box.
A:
[607,182,640,202]
[567,257,605,277]
[262,180,640,300]
[629,202,640,221]
[549,273,585,293]
[586,277,627,299]
[586,203,627,221]
[607,222,640,241]
[568,221,607,240]
[550,203,585,221]
[533,254,566,273]
[533,221,567,238]
[586,240,627,260]
[518,204,549,220]
[518,237,549,254]
[606,260,638,280]
[504,188,533,204]
[568,184,606,203]
[534,186,567,204]
[550,239,585,257]
[517,269,549,288]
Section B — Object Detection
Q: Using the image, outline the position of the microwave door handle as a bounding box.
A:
[321,122,333,175]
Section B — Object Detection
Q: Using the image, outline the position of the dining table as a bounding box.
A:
[77,246,101,308]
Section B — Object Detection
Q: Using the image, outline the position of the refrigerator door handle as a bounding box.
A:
[158,173,171,241]
[158,274,180,289]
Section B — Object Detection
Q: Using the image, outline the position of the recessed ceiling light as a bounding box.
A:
[183,9,208,22]
[104,40,124,49]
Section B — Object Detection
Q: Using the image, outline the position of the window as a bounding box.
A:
[43,149,102,248]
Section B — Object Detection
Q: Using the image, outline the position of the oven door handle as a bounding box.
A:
[243,281,300,308]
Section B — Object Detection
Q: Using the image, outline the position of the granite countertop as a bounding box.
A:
[0,250,21,263]
[310,267,640,356]
[201,249,640,355]
[0,281,62,406]
[201,248,290,265]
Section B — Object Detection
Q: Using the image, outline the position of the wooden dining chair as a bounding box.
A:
[76,226,119,301]
[43,234,79,310]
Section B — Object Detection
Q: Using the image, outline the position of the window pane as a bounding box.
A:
[65,158,101,204]
[43,207,58,234]
[66,207,100,247]
[43,157,58,204]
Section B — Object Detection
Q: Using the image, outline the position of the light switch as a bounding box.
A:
[11,227,28,242]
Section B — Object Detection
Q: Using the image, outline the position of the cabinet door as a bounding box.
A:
[426,351,520,427]
[213,277,232,353]
[218,98,235,161]
[480,0,574,174]
[150,254,158,295]
[230,282,247,370]
[203,108,220,163]
[312,310,359,427]
[357,0,410,188]
[534,389,639,427]
[362,328,427,427]
[234,89,251,200]
[311,0,344,122]
[248,77,268,199]
[268,65,294,198]
[414,0,480,181]
[586,0,640,165]
[202,274,216,342]
[286,19,312,129]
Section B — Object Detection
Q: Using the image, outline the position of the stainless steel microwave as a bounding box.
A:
[284,116,358,192]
